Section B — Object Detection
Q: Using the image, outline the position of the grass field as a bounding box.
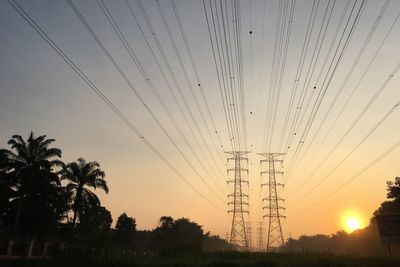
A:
[1,252,400,267]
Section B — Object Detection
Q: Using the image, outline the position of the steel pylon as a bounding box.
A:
[257,221,265,251]
[259,153,286,252]
[226,151,250,250]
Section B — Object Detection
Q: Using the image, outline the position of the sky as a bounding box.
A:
[1,0,400,246]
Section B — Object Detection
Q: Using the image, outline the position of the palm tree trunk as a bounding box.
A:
[72,188,82,229]
[72,208,78,229]
[13,197,23,234]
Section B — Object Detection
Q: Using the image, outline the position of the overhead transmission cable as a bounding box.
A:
[278,0,321,153]
[135,0,232,170]
[170,0,225,159]
[283,0,367,184]
[287,137,400,217]
[294,0,391,168]
[299,7,400,170]
[288,96,400,206]
[279,0,335,154]
[232,0,248,150]
[134,0,229,179]
[65,0,226,202]
[266,0,296,152]
[154,0,228,175]
[261,0,285,152]
[125,0,229,182]
[95,0,226,193]
[280,0,350,156]
[203,0,246,151]
[283,0,368,183]
[219,0,245,151]
[286,60,400,200]
[203,0,237,152]
[6,0,225,211]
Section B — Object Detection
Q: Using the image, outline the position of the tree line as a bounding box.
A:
[0,132,229,254]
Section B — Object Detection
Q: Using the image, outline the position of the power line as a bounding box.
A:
[278,0,322,154]
[283,0,367,184]
[286,60,400,200]
[203,0,246,151]
[65,0,225,202]
[95,0,226,193]
[203,0,237,151]
[6,0,225,211]
[155,0,227,175]
[288,99,400,206]
[170,0,225,159]
[288,137,400,217]
[125,0,228,185]
[280,0,336,154]
[266,0,296,152]
[296,0,390,168]
[298,8,400,171]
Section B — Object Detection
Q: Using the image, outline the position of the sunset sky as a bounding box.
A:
[1,0,400,242]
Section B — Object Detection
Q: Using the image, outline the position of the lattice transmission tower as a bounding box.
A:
[245,221,252,250]
[257,221,265,251]
[226,151,250,250]
[259,153,286,252]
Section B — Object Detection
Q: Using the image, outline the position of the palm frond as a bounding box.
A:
[10,135,25,146]
[94,179,109,194]
[83,188,100,207]
[39,138,56,149]
[51,159,65,168]
[90,169,105,179]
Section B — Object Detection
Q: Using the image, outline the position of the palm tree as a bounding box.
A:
[61,158,109,229]
[0,151,15,227]
[0,132,63,233]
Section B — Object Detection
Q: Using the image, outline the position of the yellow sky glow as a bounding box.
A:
[340,210,365,233]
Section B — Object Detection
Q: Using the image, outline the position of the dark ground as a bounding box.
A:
[1,252,400,267]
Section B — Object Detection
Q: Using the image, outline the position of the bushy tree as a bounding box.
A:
[202,233,231,252]
[375,177,400,216]
[77,205,113,246]
[152,216,203,254]
[387,177,400,200]
[115,212,136,246]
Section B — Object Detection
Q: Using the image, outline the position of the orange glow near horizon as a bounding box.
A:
[340,210,364,233]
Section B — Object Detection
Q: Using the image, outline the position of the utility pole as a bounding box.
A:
[226,151,250,250]
[258,153,285,252]
[257,221,265,251]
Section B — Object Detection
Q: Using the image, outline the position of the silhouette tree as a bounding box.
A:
[172,218,203,252]
[375,177,400,216]
[61,158,109,229]
[80,205,112,231]
[202,232,231,252]
[76,205,112,246]
[0,132,64,233]
[115,212,136,246]
[387,177,400,200]
[153,216,203,254]
[159,216,174,230]
[0,151,15,228]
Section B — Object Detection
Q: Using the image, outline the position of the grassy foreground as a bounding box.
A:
[1,252,400,267]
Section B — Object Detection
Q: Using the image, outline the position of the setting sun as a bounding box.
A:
[341,210,364,233]
[346,218,361,232]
